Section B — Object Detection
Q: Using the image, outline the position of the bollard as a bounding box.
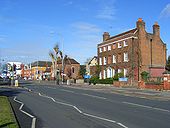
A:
[15,80,19,87]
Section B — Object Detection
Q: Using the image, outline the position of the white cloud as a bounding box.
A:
[160,3,170,18]
[71,22,101,33]
[96,5,116,20]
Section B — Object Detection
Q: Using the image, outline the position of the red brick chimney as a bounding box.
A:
[136,18,145,31]
[103,32,110,41]
[153,22,160,37]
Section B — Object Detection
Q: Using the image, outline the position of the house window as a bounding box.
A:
[123,41,128,47]
[99,72,102,79]
[108,45,111,51]
[107,68,112,78]
[124,69,128,77]
[99,48,102,53]
[72,67,75,73]
[118,42,122,48]
[112,55,116,63]
[118,69,122,73]
[99,58,102,65]
[103,47,106,52]
[112,43,116,49]
[124,52,128,62]
[103,57,107,65]
[118,53,121,63]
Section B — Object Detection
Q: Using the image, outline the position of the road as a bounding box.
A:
[1,83,170,128]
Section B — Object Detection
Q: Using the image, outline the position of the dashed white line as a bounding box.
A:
[122,101,170,112]
[38,92,128,128]
[60,89,75,93]
[82,93,107,100]
[14,97,36,128]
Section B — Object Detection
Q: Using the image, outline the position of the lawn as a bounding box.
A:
[0,96,19,128]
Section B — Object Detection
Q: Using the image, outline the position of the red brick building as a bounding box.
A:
[98,18,166,82]
[51,58,80,80]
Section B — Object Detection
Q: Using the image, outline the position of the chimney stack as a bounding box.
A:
[153,22,160,37]
[136,18,145,31]
[103,32,110,41]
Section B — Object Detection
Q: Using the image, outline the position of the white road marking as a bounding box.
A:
[38,92,128,128]
[47,87,56,89]
[60,89,75,93]
[73,106,82,113]
[82,93,107,100]
[122,101,170,112]
[14,97,36,128]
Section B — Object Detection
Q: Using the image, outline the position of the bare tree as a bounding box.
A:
[49,44,61,84]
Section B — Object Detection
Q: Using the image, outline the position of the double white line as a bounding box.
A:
[14,97,36,128]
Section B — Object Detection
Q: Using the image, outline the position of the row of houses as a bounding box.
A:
[22,18,167,85]
[87,18,166,84]
[21,58,80,81]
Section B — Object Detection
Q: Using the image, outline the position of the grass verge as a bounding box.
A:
[0,96,19,128]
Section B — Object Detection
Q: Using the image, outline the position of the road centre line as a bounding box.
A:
[122,101,170,113]
[81,93,107,100]
[60,89,75,93]
[38,92,128,128]
[14,97,36,128]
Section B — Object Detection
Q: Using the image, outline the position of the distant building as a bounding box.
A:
[21,61,52,80]
[86,56,98,76]
[97,18,166,82]
[7,62,22,77]
[51,57,80,80]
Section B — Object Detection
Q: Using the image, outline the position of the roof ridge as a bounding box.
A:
[108,28,137,40]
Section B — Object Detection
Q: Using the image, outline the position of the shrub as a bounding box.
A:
[89,76,99,85]
[113,73,124,81]
[89,77,114,85]
[141,71,149,82]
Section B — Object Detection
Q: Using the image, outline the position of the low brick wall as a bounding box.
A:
[138,81,163,90]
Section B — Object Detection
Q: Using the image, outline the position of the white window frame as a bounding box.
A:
[107,68,112,78]
[108,45,111,51]
[124,68,128,77]
[99,48,102,53]
[99,58,102,65]
[118,42,122,48]
[112,55,116,63]
[103,57,107,65]
[118,69,122,74]
[124,52,128,62]
[103,47,106,52]
[123,41,128,47]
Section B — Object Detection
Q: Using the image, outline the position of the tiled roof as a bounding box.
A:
[31,61,52,67]
[57,58,79,65]
[107,28,137,40]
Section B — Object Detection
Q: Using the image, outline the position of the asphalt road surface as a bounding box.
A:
[1,83,170,128]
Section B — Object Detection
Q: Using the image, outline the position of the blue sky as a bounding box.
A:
[0,0,170,64]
